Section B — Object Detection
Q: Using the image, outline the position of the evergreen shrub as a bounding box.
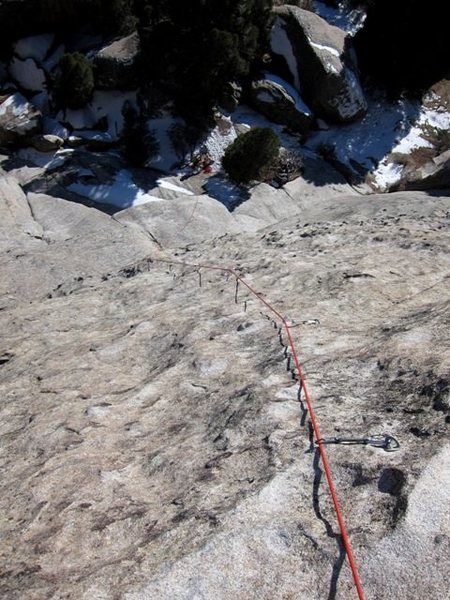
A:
[52,53,95,110]
[222,127,280,184]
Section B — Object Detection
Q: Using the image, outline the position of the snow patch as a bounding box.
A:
[270,17,301,91]
[67,170,163,208]
[157,179,194,196]
[372,161,405,191]
[308,40,340,58]
[14,34,55,62]
[203,115,237,168]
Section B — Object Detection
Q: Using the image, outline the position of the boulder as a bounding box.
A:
[250,73,313,133]
[271,6,367,122]
[396,149,450,191]
[94,32,139,90]
[31,134,64,152]
[0,93,42,147]
[8,56,46,92]
[13,34,55,62]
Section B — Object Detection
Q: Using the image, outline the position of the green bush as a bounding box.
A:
[222,127,280,184]
[52,53,95,110]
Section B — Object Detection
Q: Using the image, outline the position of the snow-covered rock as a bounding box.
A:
[271,6,367,122]
[250,73,313,133]
[13,34,55,62]
[9,56,46,92]
[94,33,139,90]
[0,93,42,147]
[31,134,64,152]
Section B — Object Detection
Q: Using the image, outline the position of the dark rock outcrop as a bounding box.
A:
[249,73,313,133]
[94,33,139,90]
[395,150,450,191]
[0,92,42,147]
[271,5,367,122]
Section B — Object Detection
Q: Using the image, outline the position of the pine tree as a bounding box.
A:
[137,0,273,119]
[222,127,280,183]
[52,53,95,110]
[121,102,159,167]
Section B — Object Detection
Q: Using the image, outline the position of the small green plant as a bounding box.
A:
[52,53,94,110]
[222,127,280,184]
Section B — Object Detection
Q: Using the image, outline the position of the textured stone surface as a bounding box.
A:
[271,6,367,122]
[31,134,64,152]
[1,181,450,600]
[0,93,42,147]
[94,33,140,90]
[250,75,313,133]
[399,149,450,192]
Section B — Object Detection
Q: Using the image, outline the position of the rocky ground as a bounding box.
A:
[1,167,449,599]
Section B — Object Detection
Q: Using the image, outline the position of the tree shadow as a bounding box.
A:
[203,173,251,210]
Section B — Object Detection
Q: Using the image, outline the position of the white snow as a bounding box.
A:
[17,148,73,170]
[57,90,137,138]
[313,1,366,36]
[308,40,340,58]
[307,89,450,191]
[203,115,237,168]
[67,170,163,208]
[270,17,301,91]
[157,179,194,196]
[372,161,405,190]
[263,73,312,116]
[9,57,46,92]
[307,93,421,176]
[14,34,55,62]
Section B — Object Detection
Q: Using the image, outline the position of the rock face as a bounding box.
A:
[250,73,313,133]
[31,133,64,152]
[0,92,42,147]
[94,33,140,90]
[271,5,367,122]
[1,176,450,599]
[396,149,450,191]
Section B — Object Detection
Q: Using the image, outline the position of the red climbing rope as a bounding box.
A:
[151,256,365,599]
